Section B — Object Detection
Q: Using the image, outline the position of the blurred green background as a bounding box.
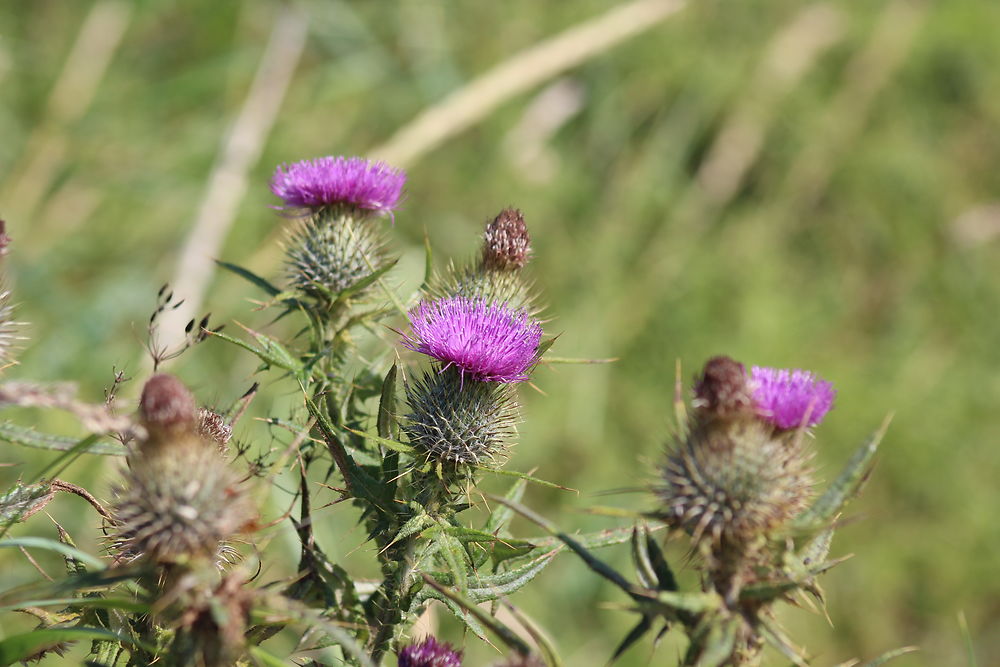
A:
[2,0,999,665]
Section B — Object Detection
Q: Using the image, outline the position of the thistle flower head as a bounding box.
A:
[403,367,519,467]
[750,366,836,429]
[270,156,405,215]
[402,297,541,383]
[482,208,531,271]
[398,636,463,667]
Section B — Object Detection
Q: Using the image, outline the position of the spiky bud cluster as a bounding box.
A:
[436,208,536,311]
[403,367,519,468]
[271,156,406,303]
[398,636,463,667]
[659,357,830,550]
[111,374,255,565]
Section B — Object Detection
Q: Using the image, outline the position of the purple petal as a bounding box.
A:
[398,636,463,667]
[750,366,836,429]
[401,297,542,383]
[270,156,405,213]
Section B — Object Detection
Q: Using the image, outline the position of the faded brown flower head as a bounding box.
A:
[198,408,234,451]
[482,208,531,271]
[693,356,754,419]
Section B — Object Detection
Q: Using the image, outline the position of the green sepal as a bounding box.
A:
[611,616,654,663]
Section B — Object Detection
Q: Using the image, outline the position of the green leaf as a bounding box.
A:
[208,324,303,375]
[1,481,53,527]
[0,627,153,664]
[759,617,809,667]
[693,617,739,667]
[346,427,415,455]
[420,573,533,657]
[376,364,398,441]
[0,597,148,614]
[249,645,292,667]
[852,646,920,667]
[644,526,678,591]
[0,537,105,570]
[611,616,653,663]
[215,260,282,297]
[0,421,126,456]
[654,589,721,614]
[338,258,399,300]
[484,476,527,536]
[794,416,890,530]
[479,466,575,492]
[442,525,535,565]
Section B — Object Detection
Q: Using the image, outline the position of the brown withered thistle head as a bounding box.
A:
[482,208,531,271]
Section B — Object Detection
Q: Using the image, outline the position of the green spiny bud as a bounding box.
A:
[403,366,519,469]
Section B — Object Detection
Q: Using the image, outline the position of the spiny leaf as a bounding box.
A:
[0,537,105,570]
[207,324,303,375]
[345,427,414,455]
[421,573,533,657]
[0,421,126,456]
[0,627,154,664]
[215,260,282,297]
[611,616,653,663]
[480,466,575,492]
[759,617,809,667]
[485,476,528,536]
[794,416,891,530]
[852,646,920,667]
[0,481,53,527]
[376,363,398,441]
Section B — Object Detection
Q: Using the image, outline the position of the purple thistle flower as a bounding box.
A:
[750,366,836,429]
[402,297,542,383]
[270,156,405,214]
[398,636,463,667]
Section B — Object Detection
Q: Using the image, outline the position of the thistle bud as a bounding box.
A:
[271,156,406,303]
[398,636,463,667]
[482,208,531,271]
[435,209,535,310]
[139,373,197,435]
[403,367,519,468]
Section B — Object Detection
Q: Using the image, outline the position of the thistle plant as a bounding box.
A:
[0,154,905,667]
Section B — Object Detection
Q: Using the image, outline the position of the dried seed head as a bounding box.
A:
[0,288,25,371]
[482,208,531,271]
[658,419,812,547]
[403,367,519,468]
[198,408,233,451]
[693,356,754,419]
[283,210,386,300]
[398,636,463,667]
[139,373,197,433]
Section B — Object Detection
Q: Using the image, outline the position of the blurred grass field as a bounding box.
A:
[2,1,1000,665]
